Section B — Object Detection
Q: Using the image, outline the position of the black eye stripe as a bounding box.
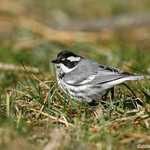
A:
[54,50,81,68]
[63,60,79,68]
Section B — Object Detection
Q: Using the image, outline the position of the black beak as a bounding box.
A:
[51,59,60,64]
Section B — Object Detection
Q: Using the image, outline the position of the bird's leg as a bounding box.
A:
[101,87,115,109]
[122,83,137,98]
[102,89,110,100]
[110,87,115,100]
[108,87,115,117]
[101,90,110,107]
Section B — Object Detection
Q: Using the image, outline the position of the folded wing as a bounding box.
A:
[63,59,143,88]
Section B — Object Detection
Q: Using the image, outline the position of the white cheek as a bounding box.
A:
[60,64,74,73]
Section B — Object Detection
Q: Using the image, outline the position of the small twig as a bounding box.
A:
[113,113,148,123]
[6,90,12,117]
[28,108,72,127]
[0,62,39,73]
[32,75,51,89]
[36,86,56,118]
[36,92,49,119]
[13,89,33,99]
[99,111,149,130]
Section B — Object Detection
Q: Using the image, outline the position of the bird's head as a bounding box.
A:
[51,50,82,73]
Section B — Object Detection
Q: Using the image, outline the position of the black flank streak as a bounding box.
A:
[59,73,65,79]
[97,77,123,85]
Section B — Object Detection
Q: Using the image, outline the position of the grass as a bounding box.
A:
[0,0,150,149]
[0,44,149,150]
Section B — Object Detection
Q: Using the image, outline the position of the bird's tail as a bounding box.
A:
[126,75,144,81]
[102,75,145,90]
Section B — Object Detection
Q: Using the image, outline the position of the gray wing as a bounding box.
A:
[63,59,128,86]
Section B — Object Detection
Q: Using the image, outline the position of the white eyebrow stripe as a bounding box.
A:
[67,56,81,62]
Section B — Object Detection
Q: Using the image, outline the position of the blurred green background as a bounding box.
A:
[0,0,150,70]
[0,1,150,150]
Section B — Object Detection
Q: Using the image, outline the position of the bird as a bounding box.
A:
[51,50,144,105]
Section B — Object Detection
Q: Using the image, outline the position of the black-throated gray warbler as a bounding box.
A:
[51,50,144,104]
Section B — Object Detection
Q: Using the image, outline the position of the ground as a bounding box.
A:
[0,0,150,150]
[0,47,150,150]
